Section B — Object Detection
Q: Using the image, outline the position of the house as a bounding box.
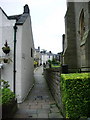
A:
[53,53,61,62]
[0,5,34,103]
[40,50,47,65]
[34,47,41,66]
[63,2,90,72]
[47,51,54,61]
[40,50,53,65]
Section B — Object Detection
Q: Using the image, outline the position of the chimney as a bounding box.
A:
[38,46,40,51]
[24,4,30,14]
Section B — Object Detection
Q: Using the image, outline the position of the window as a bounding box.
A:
[31,48,33,57]
[79,9,85,40]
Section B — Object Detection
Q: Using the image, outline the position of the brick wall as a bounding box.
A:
[44,68,65,117]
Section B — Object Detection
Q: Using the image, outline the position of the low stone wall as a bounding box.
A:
[44,68,65,117]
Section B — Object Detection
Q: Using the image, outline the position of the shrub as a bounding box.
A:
[34,61,38,67]
[60,73,90,119]
[0,79,10,88]
[51,64,60,68]
[48,60,52,64]
[52,58,59,65]
[0,80,15,105]
[0,88,15,105]
[34,61,38,65]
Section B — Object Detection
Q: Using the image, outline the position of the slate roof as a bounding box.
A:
[0,4,30,25]
[16,14,29,25]
[35,49,40,52]
[8,14,29,25]
[8,14,22,21]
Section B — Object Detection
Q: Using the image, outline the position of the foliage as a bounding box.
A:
[48,60,52,64]
[51,58,60,65]
[2,46,10,54]
[0,88,15,105]
[0,79,10,88]
[60,73,90,119]
[0,58,12,63]
[34,61,38,65]
[51,64,60,68]
[0,80,15,105]
[2,40,10,54]
[48,59,60,68]
[34,61,38,68]
[52,58,57,64]
[2,46,10,51]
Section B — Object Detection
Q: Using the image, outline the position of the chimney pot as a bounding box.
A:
[24,4,29,14]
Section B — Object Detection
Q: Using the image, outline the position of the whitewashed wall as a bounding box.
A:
[0,8,16,91]
[41,54,47,64]
[41,53,53,64]
[34,50,41,66]
[47,55,53,61]
[16,15,34,103]
[0,9,34,103]
[15,25,22,102]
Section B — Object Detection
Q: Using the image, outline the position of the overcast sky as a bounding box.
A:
[0,0,67,54]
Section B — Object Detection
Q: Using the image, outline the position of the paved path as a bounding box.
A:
[14,66,63,118]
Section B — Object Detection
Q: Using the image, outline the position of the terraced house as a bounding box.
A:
[0,5,34,103]
[63,1,90,72]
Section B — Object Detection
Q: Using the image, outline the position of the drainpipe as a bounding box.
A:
[13,24,17,94]
[0,64,3,79]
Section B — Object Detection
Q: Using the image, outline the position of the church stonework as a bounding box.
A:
[63,2,90,72]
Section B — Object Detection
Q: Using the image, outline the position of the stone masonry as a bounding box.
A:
[44,68,65,117]
[63,2,90,72]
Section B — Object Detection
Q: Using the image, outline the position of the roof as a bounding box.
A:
[8,14,22,21]
[16,14,29,25]
[35,49,40,52]
[47,52,53,55]
[0,4,30,25]
[0,7,8,18]
[8,14,29,25]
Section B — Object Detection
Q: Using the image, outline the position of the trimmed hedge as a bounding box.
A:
[60,73,90,119]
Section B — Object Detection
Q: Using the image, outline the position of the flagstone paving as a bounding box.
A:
[14,66,63,118]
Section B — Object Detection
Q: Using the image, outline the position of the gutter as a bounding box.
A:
[13,24,17,94]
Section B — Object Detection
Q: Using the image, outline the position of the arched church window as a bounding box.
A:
[79,9,85,40]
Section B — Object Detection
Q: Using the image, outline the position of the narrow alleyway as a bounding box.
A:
[14,66,63,118]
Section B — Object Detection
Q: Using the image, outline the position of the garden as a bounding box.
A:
[48,59,61,68]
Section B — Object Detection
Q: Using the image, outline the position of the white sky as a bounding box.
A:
[0,0,67,54]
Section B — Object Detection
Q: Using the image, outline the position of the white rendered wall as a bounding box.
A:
[0,9,34,103]
[15,26,22,102]
[48,55,53,62]
[16,15,34,103]
[41,54,53,64]
[42,54,48,64]
[0,9,16,91]
[34,50,41,66]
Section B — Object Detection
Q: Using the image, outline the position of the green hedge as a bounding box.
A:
[60,73,90,119]
[0,88,15,105]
